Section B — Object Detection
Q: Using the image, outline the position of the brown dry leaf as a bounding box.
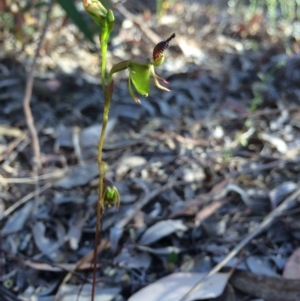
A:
[128,272,231,301]
[22,260,98,272]
[195,198,228,223]
[170,184,229,219]
[283,247,300,279]
[231,270,300,301]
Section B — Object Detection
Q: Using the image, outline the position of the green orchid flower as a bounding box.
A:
[108,33,175,103]
[82,2,176,298]
[103,178,120,210]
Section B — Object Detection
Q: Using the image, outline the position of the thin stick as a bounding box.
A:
[22,0,54,198]
[1,183,52,220]
[117,5,161,44]
[55,239,109,301]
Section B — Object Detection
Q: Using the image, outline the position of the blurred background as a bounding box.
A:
[1,1,300,300]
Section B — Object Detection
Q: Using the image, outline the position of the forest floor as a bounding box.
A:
[1,1,300,300]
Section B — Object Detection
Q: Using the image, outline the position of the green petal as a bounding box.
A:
[128,76,141,103]
[150,65,170,92]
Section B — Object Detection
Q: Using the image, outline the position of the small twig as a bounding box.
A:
[22,260,101,272]
[22,0,54,199]
[116,5,161,44]
[179,188,300,301]
[55,239,110,301]
[198,106,300,127]
[1,183,52,220]
[0,169,67,184]
[73,126,84,165]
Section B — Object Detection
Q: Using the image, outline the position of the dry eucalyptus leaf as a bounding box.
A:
[283,248,300,279]
[67,212,85,250]
[110,226,124,253]
[55,163,98,189]
[269,181,297,208]
[32,221,61,260]
[231,270,300,301]
[57,284,121,301]
[115,156,147,178]
[227,184,253,206]
[56,126,73,148]
[80,119,116,149]
[246,256,278,277]
[114,249,151,269]
[138,220,188,246]
[56,120,116,150]
[128,272,230,301]
[137,245,185,256]
[1,201,34,236]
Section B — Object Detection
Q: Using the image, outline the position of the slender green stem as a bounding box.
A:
[91,91,111,301]
[100,32,107,92]
[92,31,110,301]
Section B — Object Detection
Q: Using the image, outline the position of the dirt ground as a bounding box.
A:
[1,1,300,300]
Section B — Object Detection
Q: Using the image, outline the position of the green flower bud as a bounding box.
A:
[103,178,120,209]
[82,0,107,27]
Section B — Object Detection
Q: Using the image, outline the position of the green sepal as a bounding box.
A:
[128,76,141,104]
[108,61,130,83]
[128,59,151,97]
[104,9,115,40]
[106,9,115,27]
[100,10,114,45]
[150,65,170,92]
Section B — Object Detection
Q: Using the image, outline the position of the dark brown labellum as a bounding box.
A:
[153,33,176,62]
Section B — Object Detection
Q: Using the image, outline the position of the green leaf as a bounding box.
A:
[56,0,95,43]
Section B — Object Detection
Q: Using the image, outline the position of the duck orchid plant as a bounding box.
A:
[82,1,175,299]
